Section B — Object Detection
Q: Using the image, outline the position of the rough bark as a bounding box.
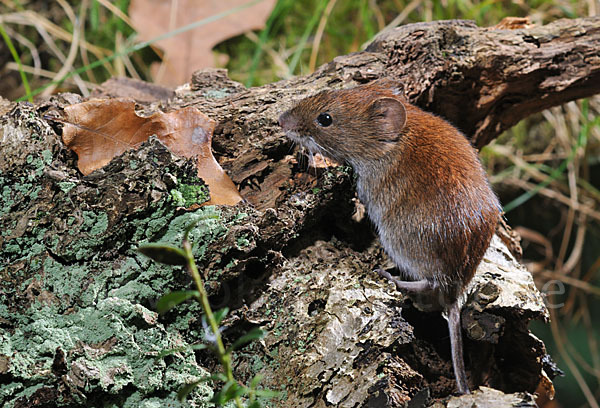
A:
[1,16,597,407]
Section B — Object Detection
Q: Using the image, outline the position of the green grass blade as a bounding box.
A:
[246,0,291,87]
[0,23,33,102]
[90,0,100,31]
[502,157,570,213]
[287,0,329,77]
[17,0,265,101]
[503,99,595,213]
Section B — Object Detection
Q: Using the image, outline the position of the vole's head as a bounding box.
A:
[278,79,407,166]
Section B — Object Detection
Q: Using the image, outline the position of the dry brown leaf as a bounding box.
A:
[61,98,242,205]
[129,0,277,86]
[310,153,340,168]
[158,110,243,206]
[491,16,533,30]
[62,99,160,174]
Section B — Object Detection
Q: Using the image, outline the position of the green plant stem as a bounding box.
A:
[0,23,33,102]
[182,238,243,408]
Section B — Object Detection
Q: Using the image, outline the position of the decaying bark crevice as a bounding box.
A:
[1,17,597,408]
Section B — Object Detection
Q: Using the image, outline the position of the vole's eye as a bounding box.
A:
[316,113,332,127]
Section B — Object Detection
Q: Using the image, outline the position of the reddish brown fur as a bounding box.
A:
[279,79,500,303]
[278,78,501,394]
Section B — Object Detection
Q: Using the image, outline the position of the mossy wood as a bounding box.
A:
[1,17,598,407]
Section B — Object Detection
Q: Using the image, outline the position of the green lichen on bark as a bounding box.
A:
[170,183,210,208]
[0,104,241,407]
[0,101,358,407]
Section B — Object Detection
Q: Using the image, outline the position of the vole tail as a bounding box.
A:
[448,300,470,394]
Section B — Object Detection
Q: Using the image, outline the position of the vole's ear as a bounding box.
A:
[370,97,407,135]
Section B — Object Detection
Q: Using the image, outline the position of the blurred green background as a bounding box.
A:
[1,0,599,406]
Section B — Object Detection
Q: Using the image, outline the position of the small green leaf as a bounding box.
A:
[138,243,187,265]
[247,402,261,408]
[213,381,247,403]
[213,307,229,325]
[177,380,203,401]
[156,290,199,314]
[210,380,234,404]
[212,373,229,383]
[190,343,209,351]
[176,373,235,401]
[225,383,248,400]
[155,343,208,359]
[249,373,263,389]
[228,327,266,352]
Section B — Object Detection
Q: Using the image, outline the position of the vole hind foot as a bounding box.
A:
[377,267,471,395]
[375,268,433,293]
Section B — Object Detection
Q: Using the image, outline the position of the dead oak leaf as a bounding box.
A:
[62,99,160,174]
[61,98,242,206]
[129,0,276,86]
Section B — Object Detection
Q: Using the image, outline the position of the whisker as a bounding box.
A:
[309,150,316,175]
[287,140,296,154]
[311,139,335,161]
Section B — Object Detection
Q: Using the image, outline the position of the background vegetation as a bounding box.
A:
[1,0,599,406]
